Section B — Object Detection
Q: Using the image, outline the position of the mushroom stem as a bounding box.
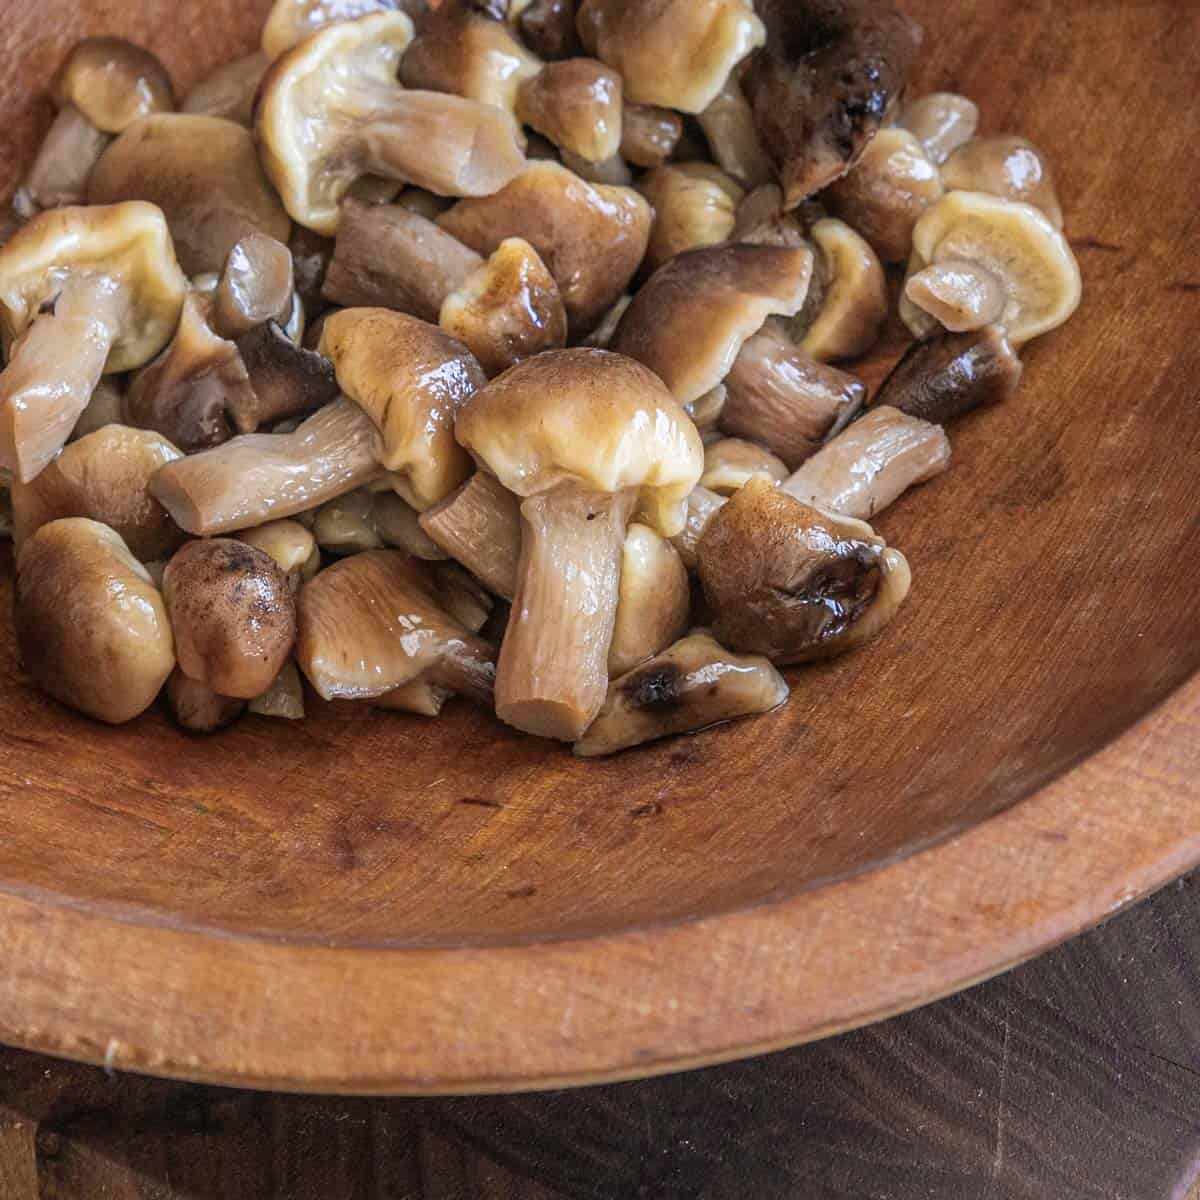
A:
[418,471,521,599]
[426,637,498,706]
[151,398,380,535]
[0,274,127,481]
[904,259,1006,332]
[25,104,111,209]
[669,485,726,570]
[497,484,636,740]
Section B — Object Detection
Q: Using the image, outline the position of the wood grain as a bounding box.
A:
[0,0,1197,1091]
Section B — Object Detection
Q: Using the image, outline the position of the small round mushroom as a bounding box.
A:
[700,437,789,496]
[697,76,772,190]
[166,669,246,734]
[212,233,296,339]
[256,12,527,235]
[903,191,1082,346]
[899,92,979,165]
[162,538,298,699]
[515,59,623,164]
[0,202,187,481]
[15,518,175,724]
[620,104,682,169]
[455,348,703,740]
[237,518,320,590]
[697,477,911,664]
[609,523,690,677]
[941,135,1064,229]
[53,37,174,134]
[638,164,744,271]
[439,237,568,377]
[181,52,271,126]
[262,0,427,59]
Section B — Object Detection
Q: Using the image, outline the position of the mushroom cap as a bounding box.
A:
[455,347,703,536]
[700,437,789,495]
[577,0,765,114]
[14,517,175,724]
[907,190,1081,346]
[611,244,814,406]
[88,114,291,276]
[181,51,271,126]
[237,518,319,581]
[609,522,690,677]
[941,135,1064,229]
[262,0,415,58]
[213,232,295,339]
[638,163,744,270]
[515,58,623,163]
[318,307,483,509]
[899,92,979,166]
[0,202,186,372]
[53,37,175,133]
[166,668,246,733]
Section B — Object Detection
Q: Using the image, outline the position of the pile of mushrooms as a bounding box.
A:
[0,0,1081,755]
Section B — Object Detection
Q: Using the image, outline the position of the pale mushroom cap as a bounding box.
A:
[0,202,186,372]
[941,135,1064,229]
[237,518,318,578]
[577,0,765,114]
[262,0,410,58]
[899,92,980,166]
[612,244,814,406]
[639,163,744,270]
[701,437,789,495]
[909,190,1082,346]
[181,51,271,126]
[54,37,175,134]
[609,522,690,677]
[798,217,889,362]
[455,348,703,536]
[319,307,483,509]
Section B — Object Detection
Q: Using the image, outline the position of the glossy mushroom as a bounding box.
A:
[166,669,247,734]
[698,76,773,190]
[700,437,789,495]
[609,523,691,677]
[669,484,726,570]
[899,92,979,165]
[517,0,582,59]
[941,135,1064,228]
[237,518,320,591]
[638,164,744,270]
[181,52,270,126]
[515,58,623,163]
[212,233,296,340]
[620,104,683,169]
[261,0,428,58]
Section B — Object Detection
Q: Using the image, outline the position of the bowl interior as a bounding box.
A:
[0,0,1197,953]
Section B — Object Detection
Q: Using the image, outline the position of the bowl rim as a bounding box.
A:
[0,670,1196,1094]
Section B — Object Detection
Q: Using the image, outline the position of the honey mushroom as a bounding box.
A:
[638,164,745,271]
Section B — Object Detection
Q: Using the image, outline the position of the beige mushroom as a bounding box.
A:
[579,294,632,350]
[262,0,427,58]
[517,0,582,59]
[373,676,456,717]
[700,437,789,495]
[163,537,297,698]
[437,160,652,335]
[237,518,320,589]
[166,670,246,733]
[697,76,772,190]
[456,349,703,740]
[609,523,691,677]
[395,187,453,220]
[212,233,295,339]
[69,377,125,442]
[248,661,307,720]
[15,518,175,724]
[903,258,1006,333]
[669,484,726,570]
[53,37,174,134]
[22,106,111,212]
[732,184,809,249]
[558,149,633,187]
[515,59,623,163]
[576,630,788,757]
[698,477,911,663]
[941,135,1064,228]
[685,385,727,436]
[256,12,526,235]
[639,164,744,270]
[88,115,291,276]
[313,488,384,556]
[620,104,682,169]
[181,52,270,126]
[0,202,186,481]
[418,471,521,599]
[899,92,979,165]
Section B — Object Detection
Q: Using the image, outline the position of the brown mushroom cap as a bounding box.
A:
[519,0,583,60]
[620,103,683,169]
[611,243,814,406]
[162,537,298,699]
[181,52,271,126]
[15,518,175,724]
[638,163,744,270]
[700,437,789,495]
[262,0,424,59]
[213,233,295,339]
[515,58,623,163]
[54,38,175,134]
[941,135,1064,229]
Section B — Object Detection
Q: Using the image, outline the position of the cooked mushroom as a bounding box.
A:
[231,320,340,431]
[685,385,727,436]
[237,518,320,590]
[577,0,765,114]
[669,484,726,569]
[515,59,622,163]
[0,202,186,481]
[639,164,744,271]
[432,561,495,632]
[248,661,307,720]
[15,518,175,724]
[163,537,297,698]
[576,630,787,756]
[395,187,454,220]
[608,523,690,677]
[903,259,1006,333]
[297,549,496,702]
[612,243,813,407]
[825,127,944,263]
[517,0,582,59]
[743,0,923,207]
[700,437,789,496]
[871,325,1023,424]
[22,105,112,211]
[558,149,634,187]
[262,0,427,58]
[319,307,483,508]
[289,225,335,316]
[363,484,447,559]
[698,76,772,190]
[437,160,652,335]
[181,52,270,126]
[88,115,291,276]
[438,237,567,377]
[12,425,184,561]
[313,488,384,555]
[941,136,1064,229]
[899,92,979,165]
[903,191,1081,346]
[418,471,521,598]
[792,217,888,361]
[53,37,174,134]
[722,319,865,468]
[69,377,124,442]
[212,233,295,339]
[782,404,950,520]
[732,184,809,249]
[579,294,631,349]
[257,12,526,235]
[615,106,678,172]
[373,675,456,717]
[166,669,246,733]
[456,349,703,739]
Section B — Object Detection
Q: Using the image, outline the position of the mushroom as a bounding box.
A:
[699,477,910,662]
[871,325,1023,425]
[577,0,765,114]
[437,160,652,335]
[262,0,428,58]
[432,561,495,632]
[69,377,124,442]
[611,243,814,408]
[579,294,632,350]
[732,184,809,249]
[792,217,888,362]
[88,115,291,276]
[237,518,320,590]
[669,484,726,570]
[686,386,727,436]
[941,136,1064,229]
[369,485,448,559]
[418,470,521,599]
[22,105,112,212]
[782,404,951,521]
[517,0,581,59]
[903,259,1006,333]
[558,149,634,187]
[373,676,456,717]
[162,537,297,699]
[53,37,174,132]
[721,319,865,468]
[296,549,496,702]
[620,104,683,169]
[14,518,175,724]
[395,187,454,220]
[455,348,703,740]
[743,0,923,207]
[150,397,381,535]
[902,191,1082,346]
[575,630,788,757]
[248,662,307,720]
[12,425,185,561]
[313,488,384,556]
[166,670,246,733]
[289,225,335,317]
[230,320,340,431]
[638,164,744,271]
[899,92,979,166]
[701,437,789,495]
[212,233,295,339]
[318,307,483,509]
[609,523,691,676]
[181,52,271,126]
[256,12,527,236]
[825,127,944,264]
[515,59,622,163]
[0,202,187,481]
[697,76,773,190]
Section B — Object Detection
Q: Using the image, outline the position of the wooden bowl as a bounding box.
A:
[0,0,1196,1095]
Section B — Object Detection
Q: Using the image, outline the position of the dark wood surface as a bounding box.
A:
[3,874,1200,1198]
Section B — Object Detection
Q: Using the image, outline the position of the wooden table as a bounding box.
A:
[0,874,1196,1198]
